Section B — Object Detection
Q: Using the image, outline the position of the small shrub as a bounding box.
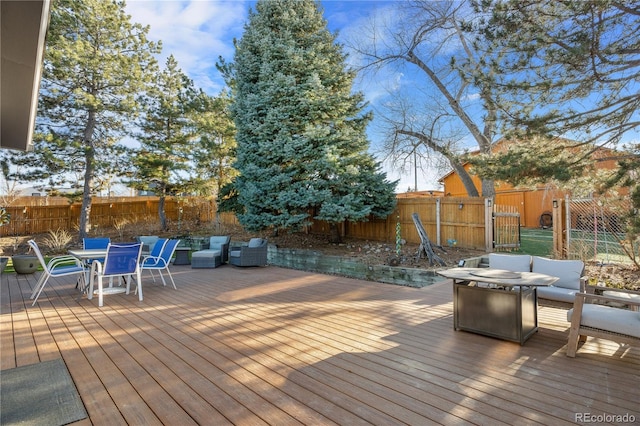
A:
[113,217,131,239]
[42,229,73,254]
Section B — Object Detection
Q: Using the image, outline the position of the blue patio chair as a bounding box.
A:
[87,243,143,307]
[141,239,180,289]
[145,238,168,260]
[28,240,86,306]
[139,238,167,283]
[82,237,110,265]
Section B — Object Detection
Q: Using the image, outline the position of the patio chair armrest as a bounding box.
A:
[579,276,588,293]
[89,258,103,276]
[142,255,169,268]
[142,254,160,263]
[574,290,640,308]
[47,255,85,269]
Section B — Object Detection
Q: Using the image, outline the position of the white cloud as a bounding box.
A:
[125,0,248,94]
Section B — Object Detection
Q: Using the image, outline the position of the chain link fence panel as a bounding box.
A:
[567,196,637,264]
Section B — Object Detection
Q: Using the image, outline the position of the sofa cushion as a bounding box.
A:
[567,304,640,338]
[602,290,640,301]
[532,257,584,290]
[192,249,221,259]
[248,238,264,248]
[208,236,230,251]
[537,286,578,303]
[488,253,532,272]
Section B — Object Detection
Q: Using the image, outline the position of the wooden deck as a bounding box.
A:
[2,264,638,425]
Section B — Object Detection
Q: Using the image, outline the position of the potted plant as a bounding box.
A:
[11,254,38,274]
[4,206,38,274]
[0,207,10,274]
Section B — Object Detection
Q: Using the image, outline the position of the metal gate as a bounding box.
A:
[493,205,521,250]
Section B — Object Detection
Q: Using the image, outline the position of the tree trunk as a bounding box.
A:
[481,178,496,198]
[449,160,480,197]
[79,110,97,240]
[328,222,342,244]
[79,185,92,240]
[158,195,167,231]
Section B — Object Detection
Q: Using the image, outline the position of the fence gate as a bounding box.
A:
[493,204,521,250]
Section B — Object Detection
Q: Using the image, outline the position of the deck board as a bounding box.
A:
[1,264,638,425]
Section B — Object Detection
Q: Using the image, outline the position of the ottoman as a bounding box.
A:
[191,249,222,268]
[190,236,230,269]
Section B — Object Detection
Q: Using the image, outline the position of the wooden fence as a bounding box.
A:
[1,196,490,250]
[0,197,220,237]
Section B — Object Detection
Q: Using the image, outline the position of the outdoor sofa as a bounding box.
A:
[461,253,586,308]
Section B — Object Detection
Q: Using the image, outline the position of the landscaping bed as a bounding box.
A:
[2,227,637,291]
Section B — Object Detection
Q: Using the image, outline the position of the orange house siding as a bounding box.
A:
[441,164,565,228]
[439,144,623,229]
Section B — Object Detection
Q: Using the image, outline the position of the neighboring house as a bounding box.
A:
[438,139,623,228]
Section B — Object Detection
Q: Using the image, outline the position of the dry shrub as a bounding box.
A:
[113,217,131,239]
[42,229,73,254]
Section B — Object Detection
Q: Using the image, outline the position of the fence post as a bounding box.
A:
[435,198,441,246]
[565,195,571,257]
[484,198,493,253]
[552,198,564,258]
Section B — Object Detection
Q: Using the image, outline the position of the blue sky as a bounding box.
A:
[124,0,438,191]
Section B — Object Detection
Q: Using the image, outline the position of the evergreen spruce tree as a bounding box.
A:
[188,90,237,199]
[183,89,238,229]
[131,55,195,231]
[23,0,160,238]
[229,0,396,242]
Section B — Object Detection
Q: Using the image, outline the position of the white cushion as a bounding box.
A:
[567,304,640,338]
[488,253,531,272]
[537,286,578,303]
[532,257,584,290]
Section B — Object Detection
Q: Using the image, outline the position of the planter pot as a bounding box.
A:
[0,257,8,275]
[12,255,38,274]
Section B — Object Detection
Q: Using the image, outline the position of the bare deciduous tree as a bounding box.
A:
[347,0,503,197]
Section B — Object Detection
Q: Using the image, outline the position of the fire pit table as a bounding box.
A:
[437,268,558,345]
